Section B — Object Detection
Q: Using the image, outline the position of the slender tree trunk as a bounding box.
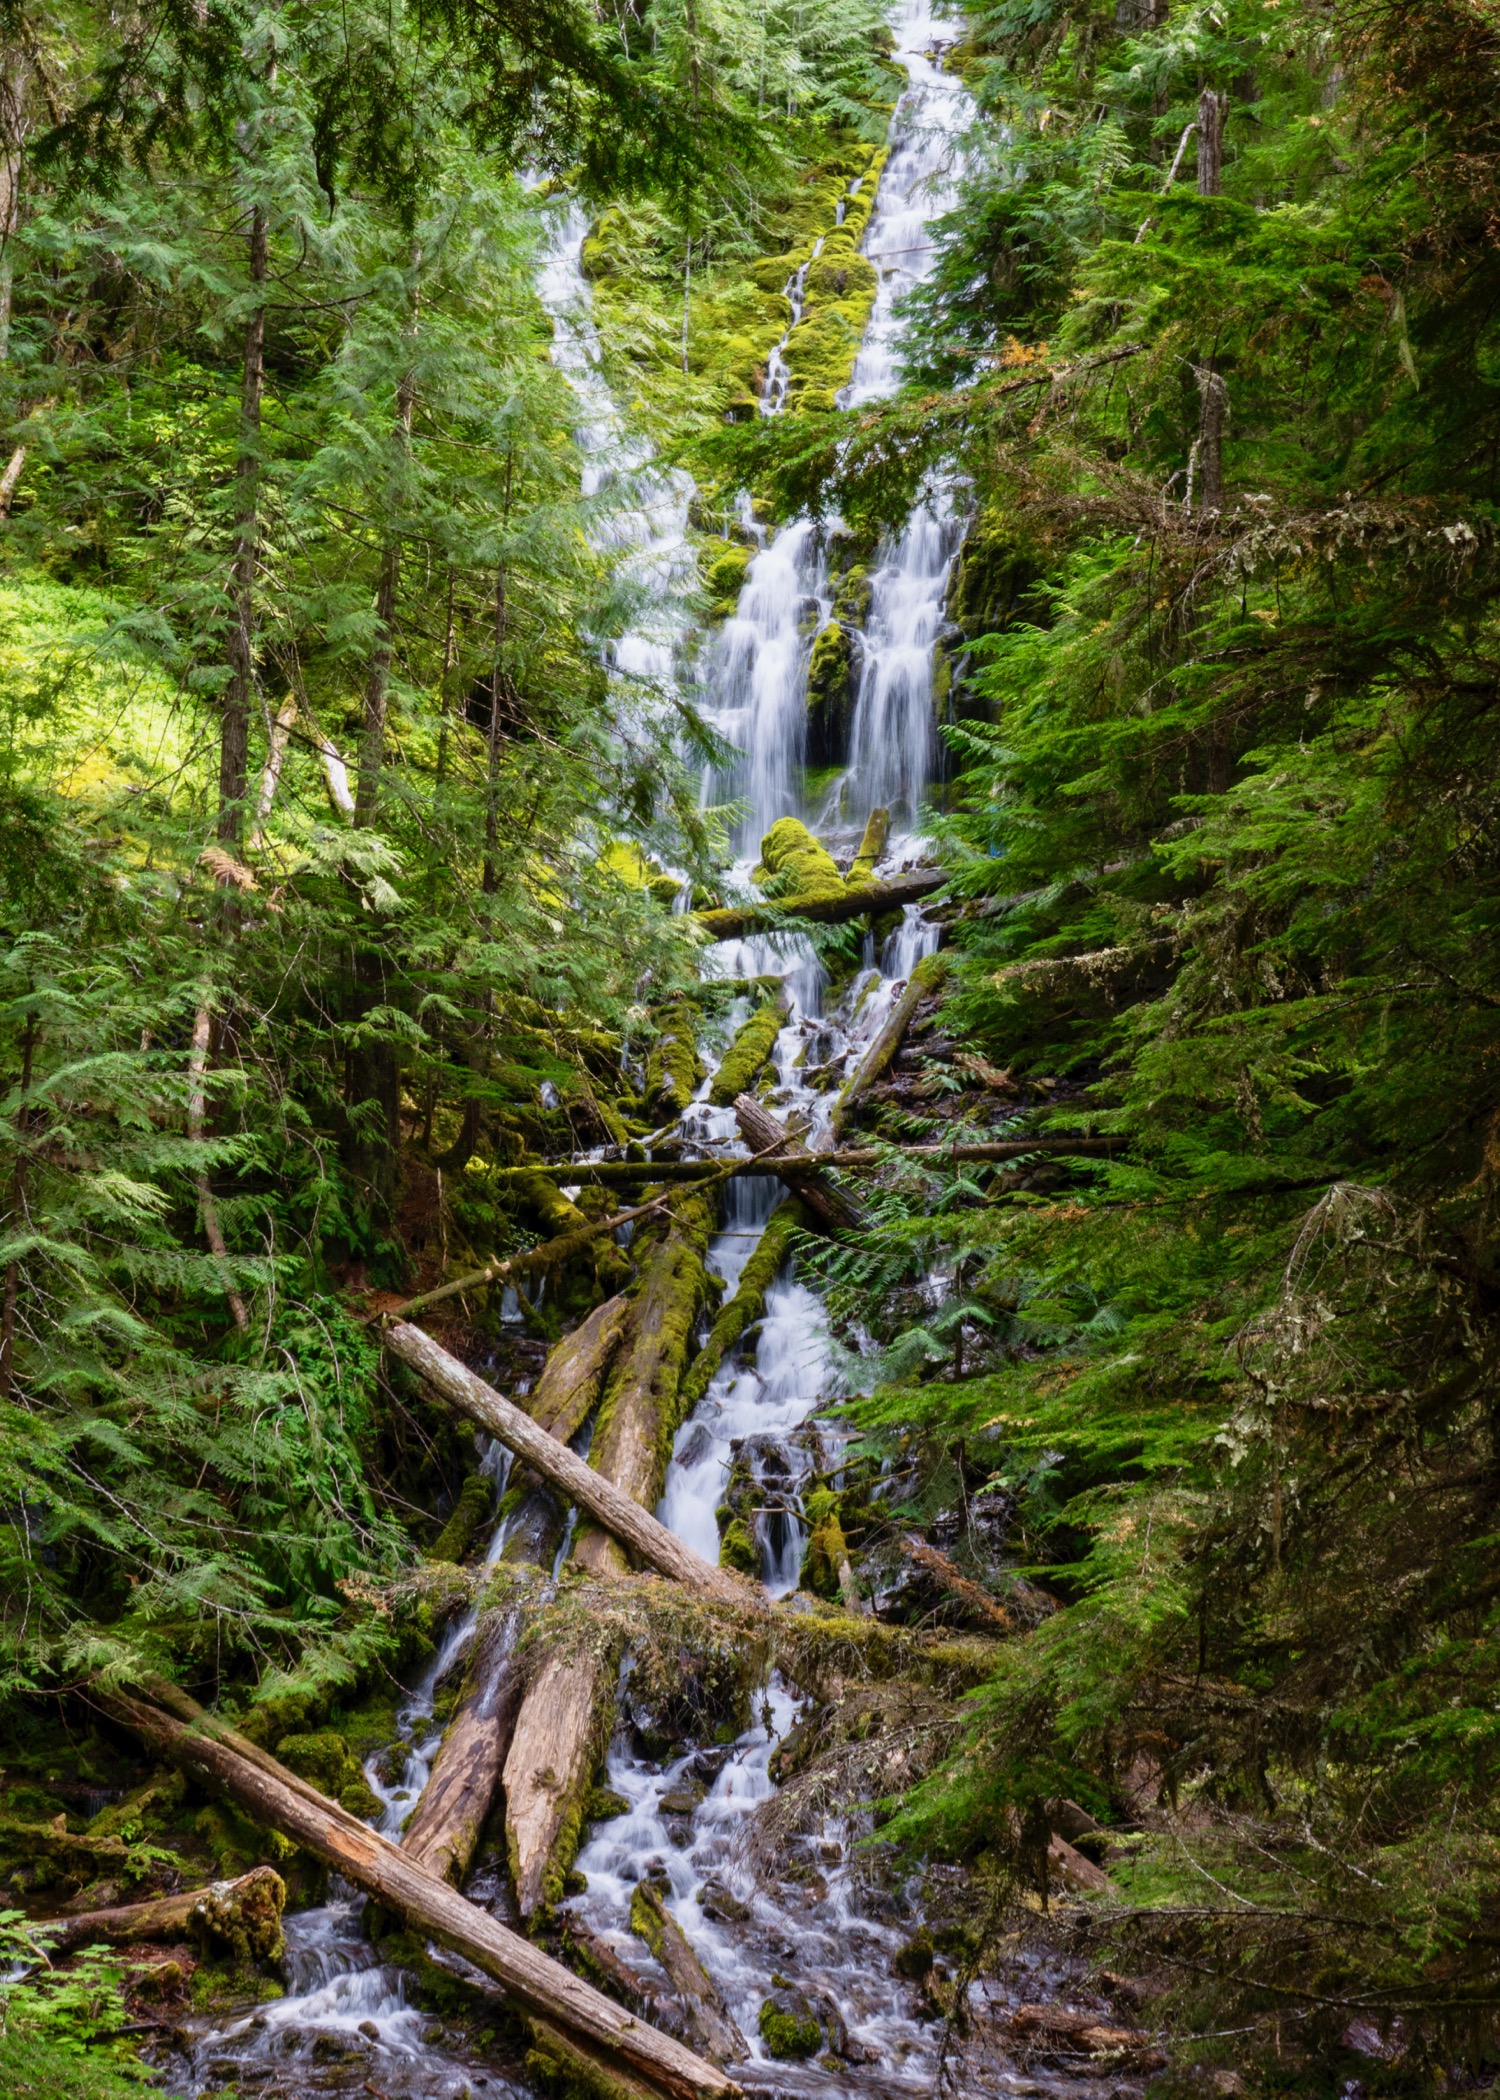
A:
[0,43,31,367]
[355,284,418,829]
[1194,88,1229,516]
[0,1008,36,1398]
[220,199,270,851]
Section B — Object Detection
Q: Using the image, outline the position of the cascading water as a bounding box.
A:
[173,11,1014,2098]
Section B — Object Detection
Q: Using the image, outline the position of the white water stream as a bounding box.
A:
[172,9,998,2096]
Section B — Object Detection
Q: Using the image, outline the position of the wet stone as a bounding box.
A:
[758,1986,825,2059]
[658,1774,707,1816]
[697,1877,751,1924]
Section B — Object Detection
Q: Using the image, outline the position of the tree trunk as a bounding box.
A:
[1193,86,1229,515]
[731,1095,866,1233]
[848,806,889,885]
[98,1688,738,2100]
[381,1319,755,1610]
[355,345,417,830]
[248,694,299,847]
[0,42,31,366]
[0,1005,35,1397]
[827,950,947,1140]
[188,1005,249,1330]
[400,1295,632,1886]
[695,869,943,941]
[220,199,269,852]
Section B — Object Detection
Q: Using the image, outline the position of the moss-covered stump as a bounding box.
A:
[274,1732,382,1821]
[752,817,845,903]
[191,1863,287,1963]
[429,1469,495,1564]
[707,993,787,1107]
[849,806,889,884]
[806,620,857,767]
[644,999,704,1117]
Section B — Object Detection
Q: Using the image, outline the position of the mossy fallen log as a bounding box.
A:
[706,990,789,1106]
[694,868,944,941]
[99,1685,739,2100]
[379,1191,669,1321]
[429,1470,495,1564]
[37,1865,286,1958]
[484,1136,1122,1188]
[645,999,704,1116]
[630,1881,745,2064]
[677,1199,806,1414]
[504,1197,718,1916]
[828,950,949,1140]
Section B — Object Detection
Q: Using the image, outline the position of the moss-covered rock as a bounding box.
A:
[806,620,857,767]
[753,817,845,901]
[703,539,753,617]
[801,1485,851,1599]
[275,1732,382,1821]
[718,1515,758,1576]
[758,1989,824,2058]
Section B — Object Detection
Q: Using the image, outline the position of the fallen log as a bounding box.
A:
[694,868,944,941]
[483,1136,1122,1188]
[631,1881,746,2064]
[381,1321,753,1611]
[731,1095,866,1233]
[827,950,948,1142]
[402,1298,632,1886]
[101,1688,738,2100]
[37,1865,286,1958]
[504,1196,720,1917]
[379,1192,672,1322]
[707,990,788,1107]
[676,1199,806,1413]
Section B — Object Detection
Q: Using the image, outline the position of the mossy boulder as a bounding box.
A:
[758,1989,824,2058]
[833,559,873,628]
[752,817,845,902]
[275,1732,382,1821]
[806,620,856,767]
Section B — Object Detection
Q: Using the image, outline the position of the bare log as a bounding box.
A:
[694,869,944,941]
[37,1865,285,1958]
[100,1689,738,2100]
[504,1197,720,1917]
[631,1882,746,2064]
[531,1290,633,1443]
[382,1321,754,1611]
[731,1095,866,1233]
[827,951,948,1141]
[403,1600,527,1886]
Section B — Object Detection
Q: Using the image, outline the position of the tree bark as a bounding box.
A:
[731,1095,866,1233]
[0,42,31,366]
[381,1319,755,1610]
[827,950,947,1141]
[220,199,270,852]
[188,1005,249,1330]
[0,1004,35,1397]
[248,694,299,848]
[694,869,943,940]
[355,336,418,829]
[1193,86,1229,515]
[98,1688,739,2100]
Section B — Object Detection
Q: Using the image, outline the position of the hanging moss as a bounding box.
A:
[707,994,787,1105]
[753,817,845,901]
